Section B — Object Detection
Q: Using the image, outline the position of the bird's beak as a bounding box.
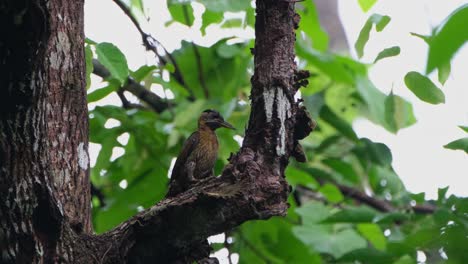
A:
[219,120,235,130]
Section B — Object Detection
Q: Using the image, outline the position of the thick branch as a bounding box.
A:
[89,1,312,263]
[92,59,168,113]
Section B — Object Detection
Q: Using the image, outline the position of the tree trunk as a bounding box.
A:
[0,0,91,262]
[0,0,313,263]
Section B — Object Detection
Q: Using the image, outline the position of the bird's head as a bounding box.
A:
[199,109,235,130]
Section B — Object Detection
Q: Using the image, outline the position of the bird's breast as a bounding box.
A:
[194,130,219,178]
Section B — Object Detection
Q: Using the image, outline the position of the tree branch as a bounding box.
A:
[111,0,196,100]
[87,1,313,262]
[92,59,168,113]
[298,182,436,214]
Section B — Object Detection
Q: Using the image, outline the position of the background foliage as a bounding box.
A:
[86,0,468,263]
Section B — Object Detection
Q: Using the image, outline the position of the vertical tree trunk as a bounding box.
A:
[0,0,313,263]
[0,0,90,262]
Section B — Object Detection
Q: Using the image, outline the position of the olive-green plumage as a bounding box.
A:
[166,110,234,197]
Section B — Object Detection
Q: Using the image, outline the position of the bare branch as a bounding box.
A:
[111,0,195,100]
[92,59,168,113]
[298,182,436,214]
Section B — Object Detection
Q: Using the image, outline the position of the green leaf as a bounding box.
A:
[320,105,359,141]
[198,0,250,12]
[426,4,468,73]
[88,82,119,103]
[319,183,344,203]
[95,42,129,85]
[85,45,94,90]
[438,62,451,85]
[286,167,319,189]
[168,1,194,27]
[459,125,468,133]
[293,226,367,258]
[323,158,360,184]
[295,202,331,224]
[130,65,157,82]
[323,206,378,223]
[131,0,145,15]
[355,14,391,58]
[404,71,445,104]
[444,137,468,153]
[438,186,449,204]
[384,91,416,133]
[201,10,224,35]
[360,138,393,167]
[357,223,387,250]
[357,77,416,132]
[358,0,378,12]
[298,0,329,51]
[374,46,400,63]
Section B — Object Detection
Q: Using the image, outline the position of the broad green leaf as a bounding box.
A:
[357,223,387,250]
[198,0,250,12]
[393,255,415,264]
[374,46,400,63]
[85,45,94,89]
[404,71,445,104]
[319,183,344,203]
[131,0,145,15]
[293,225,367,258]
[438,186,449,204]
[235,219,322,264]
[323,206,378,223]
[201,10,223,35]
[356,77,416,132]
[322,158,360,183]
[296,202,331,224]
[95,42,129,85]
[285,167,319,189]
[168,1,195,27]
[298,0,329,51]
[339,248,396,263]
[426,4,468,73]
[130,65,157,82]
[355,14,391,58]
[444,137,468,153]
[358,0,378,12]
[88,82,119,103]
[384,91,416,133]
[438,62,451,85]
[320,105,359,141]
[459,125,468,133]
[360,138,393,167]
[216,42,243,58]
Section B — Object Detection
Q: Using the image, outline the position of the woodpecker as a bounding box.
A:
[166,109,235,197]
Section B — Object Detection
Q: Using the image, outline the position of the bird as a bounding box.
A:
[166,109,235,197]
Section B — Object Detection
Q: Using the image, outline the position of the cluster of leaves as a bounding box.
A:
[86,0,468,262]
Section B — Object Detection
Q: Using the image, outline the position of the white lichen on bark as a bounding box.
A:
[263,88,275,122]
[276,88,291,156]
[77,142,88,170]
[263,86,291,156]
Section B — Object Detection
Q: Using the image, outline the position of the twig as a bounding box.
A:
[182,5,209,98]
[92,59,168,113]
[298,182,436,214]
[117,89,146,110]
[111,0,195,100]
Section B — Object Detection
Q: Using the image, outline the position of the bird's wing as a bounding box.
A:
[170,131,199,181]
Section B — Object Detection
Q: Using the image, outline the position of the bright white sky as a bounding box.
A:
[85,0,468,200]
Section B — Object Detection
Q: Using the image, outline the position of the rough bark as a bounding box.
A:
[0,0,313,263]
[0,0,91,262]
